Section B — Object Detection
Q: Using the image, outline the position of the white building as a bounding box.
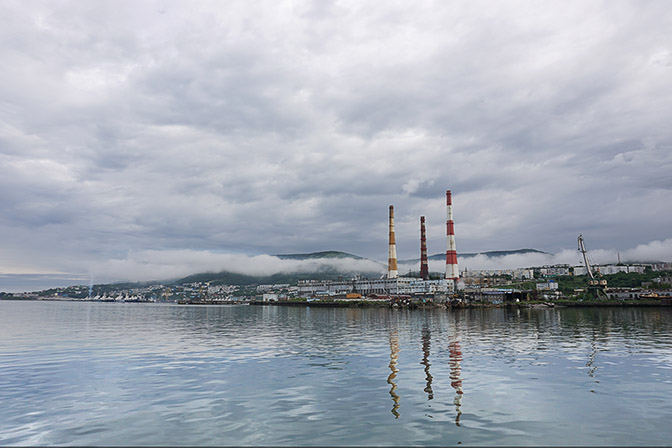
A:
[536,280,558,291]
[538,266,570,277]
[574,265,646,276]
[461,268,533,279]
[513,269,535,280]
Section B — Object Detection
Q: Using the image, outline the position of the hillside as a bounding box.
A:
[68,249,554,291]
[275,251,364,260]
[405,248,549,263]
[172,251,382,286]
[173,249,551,287]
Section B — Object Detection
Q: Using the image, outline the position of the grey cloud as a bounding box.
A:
[1,1,671,288]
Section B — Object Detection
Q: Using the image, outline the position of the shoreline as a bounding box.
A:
[2,298,670,308]
[248,299,670,309]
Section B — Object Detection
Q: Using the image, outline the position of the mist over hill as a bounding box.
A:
[4,240,671,294]
[403,248,549,263]
[174,251,382,286]
[171,249,553,287]
[87,247,671,288]
[275,251,365,260]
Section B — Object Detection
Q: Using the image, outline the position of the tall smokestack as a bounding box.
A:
[445,190,459,281]
[388,205,398,279]
[420,216,429,280]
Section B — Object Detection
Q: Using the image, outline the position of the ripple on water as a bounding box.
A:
[1,302,672,445]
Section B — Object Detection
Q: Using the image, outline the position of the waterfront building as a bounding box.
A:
[262,293,279,302]
[464,288,532,303]
[297,277,454,297]
[606,288,647,300]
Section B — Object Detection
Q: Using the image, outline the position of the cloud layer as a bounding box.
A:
[3,237,672,292]
[1,1,671,290]
[72,237,672,285]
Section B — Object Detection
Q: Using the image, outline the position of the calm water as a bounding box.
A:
[1,301,672,446]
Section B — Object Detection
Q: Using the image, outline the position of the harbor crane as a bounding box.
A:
[577,234,608,300]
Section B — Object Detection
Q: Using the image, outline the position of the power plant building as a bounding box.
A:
[297,190,459,299]
[297,277,453,297]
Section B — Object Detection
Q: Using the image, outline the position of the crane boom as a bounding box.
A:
[577,234,595,280]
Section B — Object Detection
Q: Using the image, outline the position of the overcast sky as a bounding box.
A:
[1,0,671,291]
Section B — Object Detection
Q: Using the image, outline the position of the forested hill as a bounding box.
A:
[275,251,364,260]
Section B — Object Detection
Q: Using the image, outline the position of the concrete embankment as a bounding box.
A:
[251,300,392,308]
[250,300,671,309]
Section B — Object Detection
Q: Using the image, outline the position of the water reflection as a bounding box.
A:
[421,327,434,400]
[388,331,401,418]
[587,331,599,379]
[3,303,672,446]
[449,335,463,426]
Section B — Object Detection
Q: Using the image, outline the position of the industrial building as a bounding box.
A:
[297,277,452,297]
[298,190,460,300]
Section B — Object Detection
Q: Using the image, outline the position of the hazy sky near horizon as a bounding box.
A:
[1,0,671,288]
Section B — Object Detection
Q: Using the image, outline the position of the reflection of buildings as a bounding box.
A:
[388,331,401,418]
[449,338,463,426]
[421,327,433,400]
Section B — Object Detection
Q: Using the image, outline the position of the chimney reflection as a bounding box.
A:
[386,324,465,422]
[449,337,463,426]
[421,327,434,400]
[388,331,401,418]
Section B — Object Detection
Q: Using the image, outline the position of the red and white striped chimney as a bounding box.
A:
[388,205,398,279]
[445,190,459,281]
[420,216,429,280]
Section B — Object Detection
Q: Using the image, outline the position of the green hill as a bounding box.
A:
[175,249,552,286]
[64,249,554,292]
[172,251,381,286]
[275,251,364,260]
[172,269,381,287]
[415,248,549,263]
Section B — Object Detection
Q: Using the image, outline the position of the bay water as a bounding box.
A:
[1,301,671,446]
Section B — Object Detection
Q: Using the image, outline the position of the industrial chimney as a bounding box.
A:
[445,190,459,281]
[420,216,429,280]
[388,205,398,279]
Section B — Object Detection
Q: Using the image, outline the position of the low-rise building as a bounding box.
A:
[606,288,646,300]
[536,280,558,291]
[537,266,570,277]
[573,265,646,276]
[262,293,278,302]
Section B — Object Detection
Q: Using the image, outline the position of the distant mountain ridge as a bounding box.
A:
[277,249,549,263]
[172,249,549,286]
[403,248,549,264]
[173,251,381,286]
[275,251,364,260]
